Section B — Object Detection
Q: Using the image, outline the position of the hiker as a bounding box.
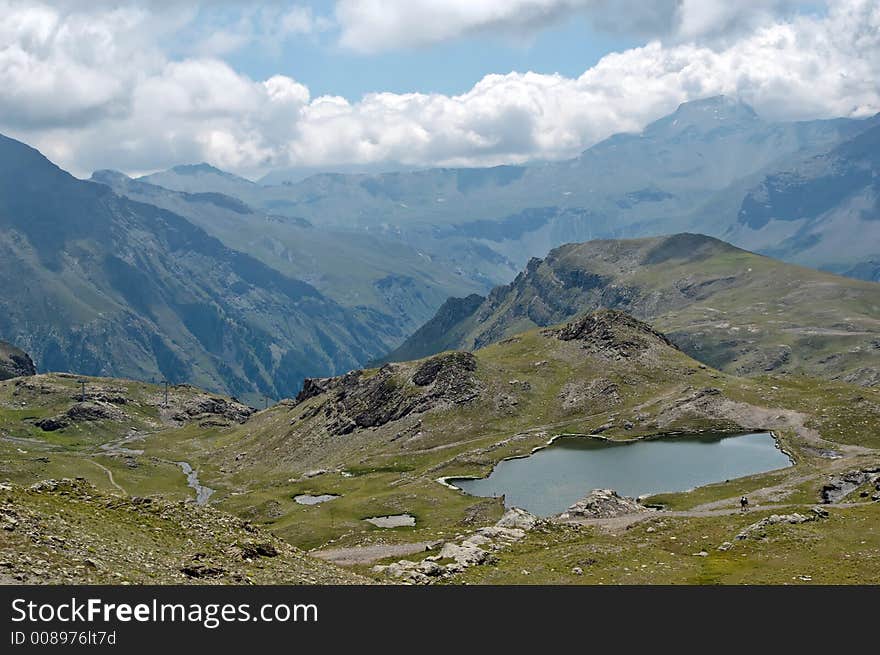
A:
[740,496,749,512]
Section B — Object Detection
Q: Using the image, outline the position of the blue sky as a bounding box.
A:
[221,6,637,101]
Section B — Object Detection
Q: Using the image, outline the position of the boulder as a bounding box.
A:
[494,507,540,531]
[35,416,70,432]
[558,489,648,520]
[434,541,489,566]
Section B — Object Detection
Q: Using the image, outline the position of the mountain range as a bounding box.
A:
[134,95,880,285]
[90,169,484,336]
[0,95,878,400]
[0,134,396,401]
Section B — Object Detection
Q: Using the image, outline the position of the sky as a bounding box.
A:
[1,0,879,179]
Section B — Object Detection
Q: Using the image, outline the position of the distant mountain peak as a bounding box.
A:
[90,169,131,184]
[644,95,760,137]
[135,161,257,192]
[170,163,239,178]
[674,94,757,115]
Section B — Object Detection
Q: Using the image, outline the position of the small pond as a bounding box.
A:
[448,432,792,516]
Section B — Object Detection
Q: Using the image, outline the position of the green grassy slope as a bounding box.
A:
[387,234,880,386]
[137,310,880,556]
[3,313,879,584]
[0,373,253,500]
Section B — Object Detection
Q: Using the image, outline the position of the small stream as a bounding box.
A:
[176,461,214,505]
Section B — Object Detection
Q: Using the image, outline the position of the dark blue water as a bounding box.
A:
[450,432,791,516]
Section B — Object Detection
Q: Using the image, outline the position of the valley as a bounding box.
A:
[2,310,878,584]
[0,95,879,587]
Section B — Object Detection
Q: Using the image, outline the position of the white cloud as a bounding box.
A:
[334,0,807,53]
[1,0,878,178]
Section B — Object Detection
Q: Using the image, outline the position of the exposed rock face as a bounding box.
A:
[0,340,36,381]
[172,393,255,425]
[820,468,880,503]
[412,351,476,386]
[551,310,677,358]
[295,352,480,436]
[557,488,649,520]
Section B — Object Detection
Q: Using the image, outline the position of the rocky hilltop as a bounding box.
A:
[293,351,480,437]
[550,309,677,359]
[0,341,35,381]
[208,308,745,504]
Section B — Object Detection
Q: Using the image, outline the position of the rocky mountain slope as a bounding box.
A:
[0,341,35,381]
[385,234,880,386]
[91,169,485,337]
[137,97,879,282]
[721,122,880,275]
[0,133,396,401]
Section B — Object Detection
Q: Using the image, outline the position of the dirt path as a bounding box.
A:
[88,458,127,496]
[312,541,441,566]
[563,500,868,534]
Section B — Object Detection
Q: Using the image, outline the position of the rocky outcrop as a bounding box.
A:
[557,488,649,520]
[0,340,36,381]
[494,506,540,530]
[550,310,677,359]
[372,507,541,584]
[294,352,480,436]
[36,401,127,432]
[172,393,255,426]
[734,507,829,543]
[411,351,476,386]
[820,468,880,503]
